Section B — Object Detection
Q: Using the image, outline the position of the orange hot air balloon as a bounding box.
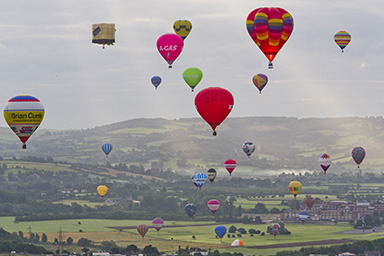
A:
[97,185,108,197]
[246,7,294,69]
[137,224,149,239]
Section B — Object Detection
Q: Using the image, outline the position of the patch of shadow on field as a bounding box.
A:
[107,223,231,230]
[245,239,356,249]
[335,226,384,234]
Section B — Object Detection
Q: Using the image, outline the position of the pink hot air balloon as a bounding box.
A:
[224,159,237,176]
[152,217,164,232]
[208,199,220,214]
[156,33,184,68]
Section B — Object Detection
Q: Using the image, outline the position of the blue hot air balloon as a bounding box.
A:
[192,173,207,190]
[215,226,227,240]
[298,210,309,224]
[151,76,162,90]
[184,204,197,218]
[102,143,113,159]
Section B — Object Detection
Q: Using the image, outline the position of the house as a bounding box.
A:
[190,248,208,256]
[338,252,355,256]
[364,251,380,256]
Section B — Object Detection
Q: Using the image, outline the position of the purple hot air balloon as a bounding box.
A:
[152,217,164,232]
[352,147,365,168]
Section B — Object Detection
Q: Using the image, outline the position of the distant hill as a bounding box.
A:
[1,116,384,174]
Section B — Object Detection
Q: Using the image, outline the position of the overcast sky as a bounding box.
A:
[0,0,383,130]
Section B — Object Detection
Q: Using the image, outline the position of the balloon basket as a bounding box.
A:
[268,62,273,69]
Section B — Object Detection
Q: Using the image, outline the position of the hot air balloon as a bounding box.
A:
[151,76,162,90]
[183,67,203,92]
[207,168,217,183]
[352,147,365,168]
[137,224,149,239]
[252,74,268,94]
[97,185,108,197]
[208,199,220,214]
[192,173,207,189]
[184,204,197,218]
[231,239,244,246]
[102,143,113,159]
[224,159,237,176]
[334,31,351,52]
[319,154,331,174]
[195,87,234,136]
[4,95,45,149]
[152,218,164,232]
[298,210,309,225]
[92,23,115,49]
[246,7,294,69]
[305,197,315,210]
[242,142,255,158]
[269,223,280,237]
[289,181,302,198]
[156,34,184,68]
[214,225,227,240]
[173,20,192,40]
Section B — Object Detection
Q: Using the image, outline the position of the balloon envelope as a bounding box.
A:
[305,197,315,209]
[207,168,217,183]
[215,225,227,239]
[3,95,45,149]
[97,185,108,197]
[269,223,280,236]
[352,147,365,167]
[208,199,220,214]
[224,159,237,176]
[319,154,331,173]
[156,34,184,68]
[289,181,302,198]
[152,218,164,232]
[252,74,268,93]
[102,143,113,158]
[195,87,234,136]
[246,7,294,68]
[184,204,197,217]
[231,239,244,246]
[137,224,149,238]
[173,20,192,40]
[334,31,351,52]
[183,67,203,92]
[192,173,207,189]
[242,142,255,157]
[299,210,309,223]
[151,76,162,89]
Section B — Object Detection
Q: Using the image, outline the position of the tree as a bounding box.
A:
[237,228,247,234]
[101,240,118,251]
[253,203,269,214]
[66,237,73,245]
[228,225,237,233]
[78,238,92,246]
[41,233,48,243]
[142,245,160,256]
[126,244,138,253]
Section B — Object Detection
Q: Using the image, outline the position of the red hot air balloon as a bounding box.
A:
[195,87,234,136]
[224,159,237,176]
[246,7,294,69]
[208,199,220,214]
[156,34,184,68]
[152,218,164,232]
[305,197,315,210]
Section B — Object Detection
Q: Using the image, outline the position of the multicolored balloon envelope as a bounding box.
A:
[334,31,351,52]
[137,224,149,239]
[183,67,203,92]
[97,185,108,197]
[289,181,302,198]
[192,173,207,189]
[231,239,244,246]
[173,20,192,40]
[319,153,331,173]
[208,199,220,214]
[214,225,227,240]
[3,95,44,149]
[195,87,234,136]
[298,210,309,224]
[242,142,255,158]
[246,7,294,68]
[156,34,184,68]
[224,159,237,176]
[269,223,280,237]
[207,168,217,183]
[305,197,315,209]
[102,143,113,159]
[152,218,164,232]
[151,76,162,90]
[252,74,268,93]
[352,146,365,168]
[184,204,197,218]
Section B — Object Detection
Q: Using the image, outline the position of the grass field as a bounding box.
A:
[1,217,383,255]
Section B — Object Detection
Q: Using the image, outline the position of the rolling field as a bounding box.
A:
[1,217,383,255]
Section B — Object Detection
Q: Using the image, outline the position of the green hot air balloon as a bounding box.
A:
[183,67,203,92]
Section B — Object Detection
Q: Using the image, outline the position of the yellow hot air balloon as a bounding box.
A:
[288,181,302,198]
[173,20,192,40]
[3,95,44,149]
[97,185,108,197]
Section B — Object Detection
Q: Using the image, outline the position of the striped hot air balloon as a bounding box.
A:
[102,143,113,159]
[334,31,351,52]
[192,173,207,189]
[252,74,268,94]
[137,224,149,239]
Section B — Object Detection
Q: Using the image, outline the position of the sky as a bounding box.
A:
[0,0,383,130]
